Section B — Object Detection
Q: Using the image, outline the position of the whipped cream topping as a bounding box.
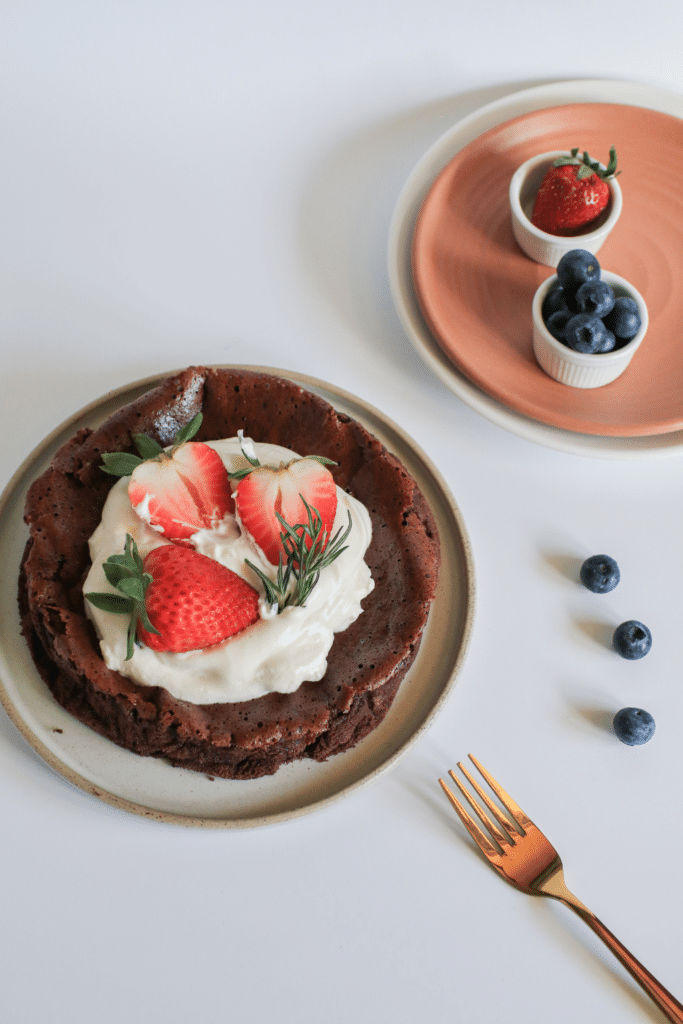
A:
[84,438,374,704]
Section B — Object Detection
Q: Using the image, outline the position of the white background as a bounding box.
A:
[2,2,683,1022]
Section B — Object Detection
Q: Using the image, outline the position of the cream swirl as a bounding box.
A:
[84,438,374,704]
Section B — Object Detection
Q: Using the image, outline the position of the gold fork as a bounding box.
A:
[439,755,683,1023]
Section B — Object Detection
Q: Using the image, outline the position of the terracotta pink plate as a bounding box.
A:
[412,102,683,437]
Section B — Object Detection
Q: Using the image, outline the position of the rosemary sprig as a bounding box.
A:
[246,498,352,611]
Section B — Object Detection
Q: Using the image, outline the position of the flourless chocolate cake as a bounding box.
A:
[18,367,440,779]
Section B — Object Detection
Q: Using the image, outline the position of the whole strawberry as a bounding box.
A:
[86,535,260,656]
[531,147,620,236]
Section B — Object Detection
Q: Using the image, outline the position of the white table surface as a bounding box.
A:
[2,3,683,1021]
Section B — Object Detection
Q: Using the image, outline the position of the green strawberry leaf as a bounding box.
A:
[552,146,619,181]
[229,449,337,481]
[84,592,135,615]
[117,575,152,603]
[229,466,257,481]
[133,433,165,460]
[100,451,144,477]
[173,412,203,445]
[102,561,128,588]
[100,412,203,478]
[304,455,337,467]
[85,534,160,659]
[228,431,262,479]
[552,155,579,167]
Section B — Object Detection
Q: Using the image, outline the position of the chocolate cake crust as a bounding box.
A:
[19,367,440,779]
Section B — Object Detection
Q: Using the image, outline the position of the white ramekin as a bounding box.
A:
[510,151,623,267]
[532,270,648,389]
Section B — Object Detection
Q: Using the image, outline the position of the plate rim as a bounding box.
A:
[0,365,475,829]
[388,77,683,459]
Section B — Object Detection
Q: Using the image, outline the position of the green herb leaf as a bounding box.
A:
[245,561,281,606]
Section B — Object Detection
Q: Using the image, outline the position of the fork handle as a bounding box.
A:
[542,873,683,1023]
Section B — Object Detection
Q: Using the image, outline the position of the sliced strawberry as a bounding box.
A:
[128,441,234,540]
[137,545,259,652]
[234,457,338,565]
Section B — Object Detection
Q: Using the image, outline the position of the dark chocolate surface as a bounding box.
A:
[19,367,440,779]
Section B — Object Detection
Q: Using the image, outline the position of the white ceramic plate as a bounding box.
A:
[0,367,474,828]
[388,78,683,459]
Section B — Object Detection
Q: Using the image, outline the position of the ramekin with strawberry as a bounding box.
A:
[531,147,621,236]
[509,146,623,267]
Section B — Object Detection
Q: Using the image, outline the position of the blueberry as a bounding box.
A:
[603,296,642,340]
[545,308,573,341]
[564,313,616,354]
[542,284,569,321]
[613,620,652,660]
[613,707,655,745]
[580,554,620,593]
[556,250,601,294]
[575,280,615,318]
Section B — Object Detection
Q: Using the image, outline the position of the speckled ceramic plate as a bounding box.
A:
[390,79,683,457]
[0,367,474,828]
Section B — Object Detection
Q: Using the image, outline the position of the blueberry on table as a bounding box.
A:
[603,295,642,340]
[575,279,615,318]
[556,250,601,294]
[613,620,652,660]
[613,707,656,745]
[564,313,616,353]
[580,554,620,593]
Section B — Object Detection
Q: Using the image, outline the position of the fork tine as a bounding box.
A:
[447,768,512,848]
[468,754,531,832]
[455,761,522,842]
[438,777,501,859]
